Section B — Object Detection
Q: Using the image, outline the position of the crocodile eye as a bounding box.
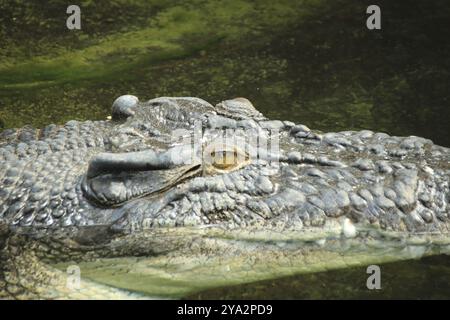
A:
[210,150,240,169]
[204,144,249,172]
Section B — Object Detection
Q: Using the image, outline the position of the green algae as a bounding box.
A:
[0,0,315,89]
[1,0,449,146]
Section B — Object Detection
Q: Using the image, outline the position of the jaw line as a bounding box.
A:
[50,225,450,299]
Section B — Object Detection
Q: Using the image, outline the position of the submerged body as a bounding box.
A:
[0,96,449,299]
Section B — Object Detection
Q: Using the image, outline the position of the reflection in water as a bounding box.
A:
[187,255,450,299]
[0,0,449,299]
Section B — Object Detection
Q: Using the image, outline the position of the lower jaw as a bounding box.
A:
[52,228,450,299]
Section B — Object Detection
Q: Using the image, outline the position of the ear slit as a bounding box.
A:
[87,145,198,179]
[82,164,201,206]
[86,149,170,179]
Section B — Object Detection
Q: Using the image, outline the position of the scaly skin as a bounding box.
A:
[0,96,449,299]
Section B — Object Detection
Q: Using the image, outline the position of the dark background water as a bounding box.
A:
[0,0,449,299]
[1,0,449,147]
[187,255,450,299]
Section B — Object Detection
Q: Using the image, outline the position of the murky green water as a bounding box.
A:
[187,255,450,299]
[1,0,449,299]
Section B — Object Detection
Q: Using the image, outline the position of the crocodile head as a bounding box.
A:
[0,95,449,299]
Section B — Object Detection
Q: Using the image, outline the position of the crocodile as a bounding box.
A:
[0,95,449,299]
